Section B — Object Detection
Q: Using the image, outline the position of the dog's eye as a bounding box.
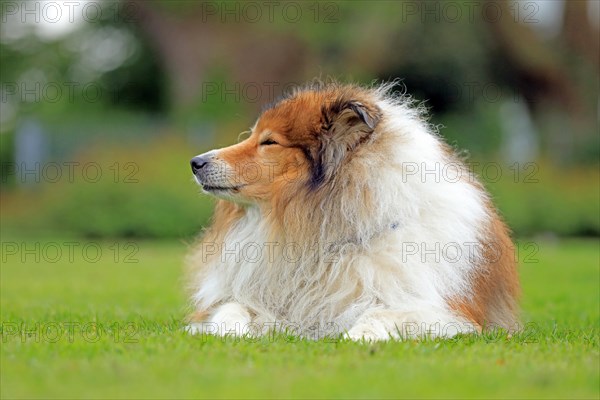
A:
[260,139,279,146]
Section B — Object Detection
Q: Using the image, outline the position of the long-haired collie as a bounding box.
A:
[186,82,519,341]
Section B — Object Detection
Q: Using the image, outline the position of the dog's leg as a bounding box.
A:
[185,302,252,337]
[346,308,479,341]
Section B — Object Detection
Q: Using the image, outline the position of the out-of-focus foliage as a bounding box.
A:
[485,161,600,237]
[1,0,598,238]
[1,135,214,238]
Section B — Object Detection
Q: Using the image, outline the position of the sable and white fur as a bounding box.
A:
[186,82,520,341]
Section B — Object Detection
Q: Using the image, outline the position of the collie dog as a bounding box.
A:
[186,82,519,341]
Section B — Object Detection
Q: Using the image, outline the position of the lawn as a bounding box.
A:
[1,238,598,399]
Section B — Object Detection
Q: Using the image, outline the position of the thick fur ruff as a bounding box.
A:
[186,82,520,341]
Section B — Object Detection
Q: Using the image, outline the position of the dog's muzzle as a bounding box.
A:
[190,151,241,193]
[190,152,215,176]
[190,151,222,187]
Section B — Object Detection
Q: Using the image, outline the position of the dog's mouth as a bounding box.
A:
[193,174,245,193]
[201,184,244,193]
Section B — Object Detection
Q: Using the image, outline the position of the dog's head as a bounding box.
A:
[190,84,382,203]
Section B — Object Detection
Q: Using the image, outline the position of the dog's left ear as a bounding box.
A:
[311,100,381,188]
[322,100,381,141]
[345,101,380,131]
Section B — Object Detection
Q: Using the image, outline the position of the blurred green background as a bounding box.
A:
[1,0,598,239]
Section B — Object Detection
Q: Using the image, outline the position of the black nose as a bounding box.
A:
[190,155,211,174]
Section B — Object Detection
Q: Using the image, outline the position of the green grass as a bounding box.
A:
[1,238,598,399]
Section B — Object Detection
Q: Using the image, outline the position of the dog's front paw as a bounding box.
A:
[345,321,391,342]
[184,303,252,337]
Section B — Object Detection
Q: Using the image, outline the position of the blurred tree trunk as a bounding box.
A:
[484,0,580,114]
[129,1,309,112]
[484,0,598,163]
[129,1,212,108]
[563,0,599,68]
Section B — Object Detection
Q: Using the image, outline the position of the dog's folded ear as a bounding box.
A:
[322,99,381,141]
[311,99,381,189]
[345,101,380,131]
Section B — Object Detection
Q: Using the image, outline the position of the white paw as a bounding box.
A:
[345,322,391,342]
[346,309,477,341]
[186,303,253,337]
[211,303,251,336]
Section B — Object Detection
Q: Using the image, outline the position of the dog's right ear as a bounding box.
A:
[310,99,381,189]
